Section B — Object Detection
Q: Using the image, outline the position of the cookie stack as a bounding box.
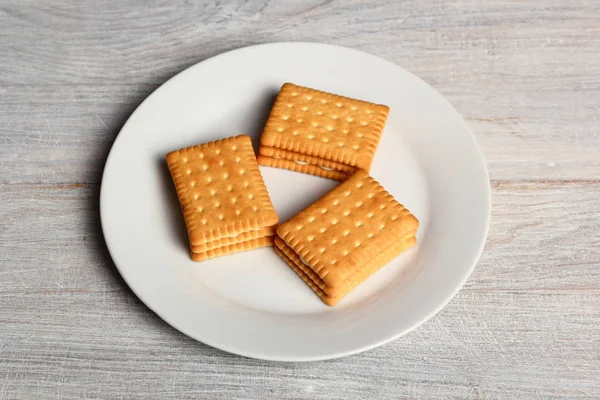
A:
[274,170,418,306]
[166,135,279,261]
[257,83,390,181]
[166,83,419,306]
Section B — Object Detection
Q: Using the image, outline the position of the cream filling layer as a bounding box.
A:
[227,227,263,238]
[281,237,313,269]
[273,156,337,172]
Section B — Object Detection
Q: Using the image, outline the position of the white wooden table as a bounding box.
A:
[1,1,599,398]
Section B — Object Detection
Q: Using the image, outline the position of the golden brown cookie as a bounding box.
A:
[166,135,279,261]
[258,83,389,180]
[274,170,418,305]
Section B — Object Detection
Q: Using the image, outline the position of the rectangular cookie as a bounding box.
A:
[274,170,418,305]
[258,83,390,180]
[166,135,279,261]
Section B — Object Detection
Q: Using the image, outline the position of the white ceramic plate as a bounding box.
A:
[100,42,490,361]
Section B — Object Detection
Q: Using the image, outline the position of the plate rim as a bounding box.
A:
[100,41,491,361]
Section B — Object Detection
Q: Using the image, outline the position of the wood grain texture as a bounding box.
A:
[1,0,600,183]
[1,0,599,398]
[1,184,598,399]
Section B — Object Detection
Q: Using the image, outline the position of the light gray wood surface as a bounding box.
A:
[1,1,599,399]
